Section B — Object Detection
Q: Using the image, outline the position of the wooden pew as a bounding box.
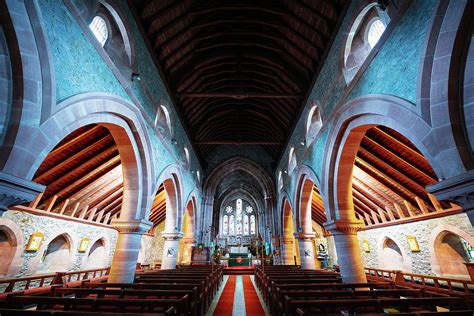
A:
[286,297,471,316]
[0,309,177,316]
[3,295,190,315]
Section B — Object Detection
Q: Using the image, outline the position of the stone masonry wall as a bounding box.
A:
[357,213,474,275]
[1,210,118,277]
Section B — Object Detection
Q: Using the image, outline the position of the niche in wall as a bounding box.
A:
[37,235,71,273]
[84,239,107,269]
[380,237,409,271]
[0,230,14,276]
[436,233,473,278]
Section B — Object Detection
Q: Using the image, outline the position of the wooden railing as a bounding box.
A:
[0,267,110,294]
[12,192,119,227]
[365,267,474,300]
[358,193,462,229]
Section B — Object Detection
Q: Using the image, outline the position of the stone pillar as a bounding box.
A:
[161,232,184,269]
[280,237,295,265]
[108,219,152,283]
[295,232,317,269]
[324,220,367,283]
[182,237,196,264]
[0,172,44,215]
[427,170,474,225]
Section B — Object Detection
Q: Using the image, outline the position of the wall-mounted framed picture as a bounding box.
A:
[407,235,420,252]
[26,232,44,251]
[362,240,370,252]
[78,237,90,252]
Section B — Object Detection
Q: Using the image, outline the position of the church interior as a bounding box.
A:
[0,0,474,315]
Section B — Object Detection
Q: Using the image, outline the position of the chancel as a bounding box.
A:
[0,0,473,315]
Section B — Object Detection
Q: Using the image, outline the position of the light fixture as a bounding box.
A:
[171,138,178,145]
[131,73,141,81]
[284,170,288,174]
[300,139,305,146]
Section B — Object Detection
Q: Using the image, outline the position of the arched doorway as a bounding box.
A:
[0,229,14,276]
[37,234,71,273]
[282,199,298,265]
[84,239,107,269]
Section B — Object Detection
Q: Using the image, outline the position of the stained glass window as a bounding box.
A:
[243,215,249,235]
[229,215,235,235]
[221,199,257,237]
[223,215,229,235]
[250,215,256,235]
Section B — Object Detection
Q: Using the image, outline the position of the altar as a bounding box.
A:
[228,253,250,266]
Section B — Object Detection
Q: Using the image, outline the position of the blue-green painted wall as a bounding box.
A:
[38,0,201,206]
[276,0,437,211]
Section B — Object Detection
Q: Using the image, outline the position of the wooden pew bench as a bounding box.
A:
[3,295,190,315]
[0,309,176,316]
[286,297,471,316]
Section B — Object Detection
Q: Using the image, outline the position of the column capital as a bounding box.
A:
[323,219,364,235]
[111,218,152,234]
[0,171,45,213]
[294,232,317,241]
[183,237,196,244]
[280,236,294,244]
[161,231,184,241]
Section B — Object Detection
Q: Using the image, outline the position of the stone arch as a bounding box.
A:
[178,195,197,264]
[33,232,74,274]
[0,1,53,165]
[4,93,155,222]
[202,157,275,243]
[377,235,412,272]
[0,218,23,276]
[421,0,474,169]
[281,198,297,265]
[294,165,323,233]
[430,225,474,277]
[83,237,109,269]
[322,95,443,221]
[154,164,183,232]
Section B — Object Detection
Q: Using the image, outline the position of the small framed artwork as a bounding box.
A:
[78,237,90,252]
[362,240,370,253]
[26,232,44,251]
[406,236,420,252]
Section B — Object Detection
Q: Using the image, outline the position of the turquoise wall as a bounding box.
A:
[38,0,201,206]
[276,0,437,210]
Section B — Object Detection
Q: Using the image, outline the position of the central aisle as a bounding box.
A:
[208,275,268,316]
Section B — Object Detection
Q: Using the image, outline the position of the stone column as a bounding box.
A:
[108,219,152,283]
[161,232,184,269]
[295,232,317,269]
[280,237,295,265]
[324,220,367,283]
[182,237,196,264]
[0,171,44,215]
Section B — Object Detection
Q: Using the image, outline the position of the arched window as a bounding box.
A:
[367,19,386,48]
[305,104,322,145]
[278,170,283,190]
[250,215,256,235]
[342,4,391,84]
[223,215,229,235]
[183,147,190,167]
[221,199,257,237]
[288,147,297,174]
[89,16,108,47]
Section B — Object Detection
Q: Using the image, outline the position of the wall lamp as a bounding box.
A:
[131,73,141,81]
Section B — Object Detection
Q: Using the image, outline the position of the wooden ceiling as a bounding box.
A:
[130,0,349,159]
[149,184,167,228]
[353,126,440,224]
[32,124,123,224]
[310,126,443,227]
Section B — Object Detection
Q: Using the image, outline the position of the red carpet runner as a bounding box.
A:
[242,275,265,316]
[213,275,236,315]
